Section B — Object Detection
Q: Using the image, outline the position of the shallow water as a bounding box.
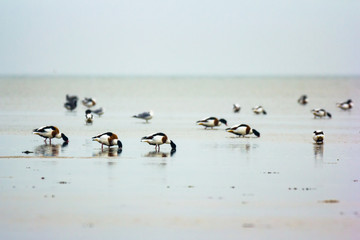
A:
[0,77,360,239]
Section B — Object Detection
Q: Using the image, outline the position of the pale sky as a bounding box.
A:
[0,0,359,76]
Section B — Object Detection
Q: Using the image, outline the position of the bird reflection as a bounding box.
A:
[313,143,324,162]
[93,148,122,157]
[34,142,68,157]
[144,149,176,158]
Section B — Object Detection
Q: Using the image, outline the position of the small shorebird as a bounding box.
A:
[336,99,353,110]
[311,109,332,118]
[82,97,96,108]
[141,132,176,151]
[313,130,324,144]
[33,126,69,144]
[252,106,267,115]
[92,132,122,151]
[92,107,104,116]
[233,103,241,113]
[85,109,93,124]
[226,124,260,137]
[233,104,241,113]
[196,117,227,129]
[133,111,153,123]
[298,95,308,105]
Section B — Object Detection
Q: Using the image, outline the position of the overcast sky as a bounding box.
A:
[0,0,359,76]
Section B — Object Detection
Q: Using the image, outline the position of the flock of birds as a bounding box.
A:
[32,94,353,153]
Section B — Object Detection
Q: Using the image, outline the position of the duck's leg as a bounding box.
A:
[49,138,52,145]
[101,144,104,151]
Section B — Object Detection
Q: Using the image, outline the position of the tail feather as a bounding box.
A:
[327,112,332,118]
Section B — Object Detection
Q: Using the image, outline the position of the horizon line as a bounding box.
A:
[0,73,359,79]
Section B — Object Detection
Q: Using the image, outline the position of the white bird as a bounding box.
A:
[226,124,260,137]
[33,126,69,144]
[92,132,122,151]
[133,111,153,123]
[141,132,176,151]
[233,104,241,113]
[313,130,324,144]
[311,109,332,118]
[336,99,353,110]
[252,106,267,115]
[196,117,227,129]
[82,97,96,108]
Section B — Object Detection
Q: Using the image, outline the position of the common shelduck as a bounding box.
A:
[85,109,94,124]
[196,117,227,129]
[82,97,96,108]
[33,126,69,144]
[252,106,267,115]
[92,107,104,116]
[226,124,260,137]
[298,95,308,105]
[313,130,324,144]
[141,132,176,151]
[92,132,122,151]
[311,109,332,118]
[133,111,153,123]
[336,99,353,110]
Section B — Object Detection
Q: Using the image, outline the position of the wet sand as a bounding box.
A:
[0,77,360,239]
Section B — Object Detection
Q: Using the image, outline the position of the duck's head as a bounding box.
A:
[117,140,123,150]
[61,133,69,143]
[219,118,227,126]
[170,140,176,150]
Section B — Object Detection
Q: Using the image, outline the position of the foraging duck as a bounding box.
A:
[92,107,104,116]
[311,109,332,118]
[226,124,260,137]
[313,130,324,144]
[133,111,153,123]
[82,97,96,108]
[92,132,122,151]
[33,126,69,144]
[196,117,227,129]
[298,95,308,105]
[233,104,241,113]
[336,99,353,110]
[85,109,93,124]
[252,106,267,115]
[141,132,176,151]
